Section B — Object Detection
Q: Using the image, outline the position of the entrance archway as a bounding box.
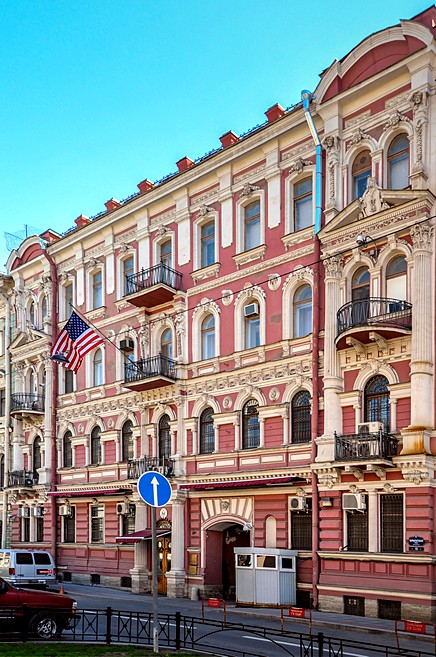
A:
[204,522,250,600]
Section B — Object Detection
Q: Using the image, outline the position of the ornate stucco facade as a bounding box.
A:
[1,6,436,621]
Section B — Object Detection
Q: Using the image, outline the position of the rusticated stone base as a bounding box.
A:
[400,426,431,455]
[166,570,186,598]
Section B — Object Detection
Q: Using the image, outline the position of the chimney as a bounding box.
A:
[75,214,91,228]
[137,179,155,194]
[39,229,60,244]
[219,131,239,148]
[105,198,121,212]
[265,103,286,123]
[176,157,195,173]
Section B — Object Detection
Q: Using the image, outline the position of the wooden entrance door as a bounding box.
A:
[157,536,171,595]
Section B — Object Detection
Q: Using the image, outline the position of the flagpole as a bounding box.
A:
[66,303,133,361]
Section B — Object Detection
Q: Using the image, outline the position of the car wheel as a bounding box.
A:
[30,614,60,638]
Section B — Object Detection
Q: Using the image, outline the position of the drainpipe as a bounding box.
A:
[39,247,58,565]
[301,90,323,609]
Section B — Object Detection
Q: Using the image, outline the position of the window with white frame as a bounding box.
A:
[352,150,371,199]
[200,221,215,268]
[92,270,103,309]
[158,414,171,461]
[293,285,312,338]
[63,506,76,543]
[291,391,311,444]
[93,348,103,386]
[386,255,407,301]
[121,420,134,462]
[91,505,104,543]
[63,430,73,468]
[28,300,36,327]
[243,201,261,251]
[41,295,48,326]
[160,328,173,360]
[90,426,102,465]
[293,178,313,231]
[64,368,74,394]
[201,314,215,359]
[387,134,409,190]
[63,282,73,321]
[380,493,403,553]
[199,407,214,454]
[242,399,260,449]
[160,240,172,268]
[122,256,134,295]
[244,301,260,349]
[33,436,42,473]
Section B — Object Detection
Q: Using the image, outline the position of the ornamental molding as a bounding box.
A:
[84,257,102,271]
[150,209,176,227]
[267,274,281,291]
[56,393,143,423]
[382,109,411,132]
[347,127,372,147]
[235,283,266,304]
[192,298,221,321]
[315,467,340,489]
[358,178,390,218]
[281,142,312,162]
[196,204,215,217]
[385,92,409,110]
[410,222,433,252]
[114,229,137,245]
[190,187,219,208]
[191,262,221,285]
[344,465,364,481]
[233,165,266,185]
[344,111,371,129]
[323,255,343,279]
[233,244,266,269]
[289,157,313,173]
[281,229,313,251]
[239,182,261,198]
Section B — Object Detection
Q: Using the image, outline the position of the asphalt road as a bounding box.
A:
[55,583,434,657]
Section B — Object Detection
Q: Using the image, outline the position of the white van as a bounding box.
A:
[0,550,57,587]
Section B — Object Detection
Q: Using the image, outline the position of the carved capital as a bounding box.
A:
[411,222,433,252]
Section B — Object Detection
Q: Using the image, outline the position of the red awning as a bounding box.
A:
[47,488,130,498]
[179,476,305,491]
[116,528,171,544]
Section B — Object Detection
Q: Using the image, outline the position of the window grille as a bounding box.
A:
[291,500,312,550]
[36,517,44,542]
[63,431,73,468]
[380,494,403,553]
[364,375,390,431]
[122,420,134,462]
[242,399,260,449]
[91,426,101,465]
[64,507,76,543]
[33,436,42,472]
[347,505,368,552]
[91,506,104,543]
[378,599,401,620]
[199,407,214,454]
[291,391,311,443]
[159,414,171,460]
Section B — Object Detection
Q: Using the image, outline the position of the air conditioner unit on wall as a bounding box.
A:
[342,493,366,512]
[18,507,30,518]
[59,505,72,517]
[116,502,130,515]
[290,497,307,512]
[244,302,259,317]
[357,422,384,435]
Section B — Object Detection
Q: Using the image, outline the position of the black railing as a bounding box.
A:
[337,297,412,336]
[1,608,432,657]
[124,354,177,384]
[11,393,45,413]
[127,456,174,479]
[335,431,398,461]
[8,470,39,487]
[125,263,182,296]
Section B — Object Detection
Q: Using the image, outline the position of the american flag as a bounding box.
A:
[51,311,104,373]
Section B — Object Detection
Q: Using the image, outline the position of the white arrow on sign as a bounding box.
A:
[151,476,159,507]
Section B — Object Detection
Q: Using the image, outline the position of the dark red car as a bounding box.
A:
[0,576,78,638]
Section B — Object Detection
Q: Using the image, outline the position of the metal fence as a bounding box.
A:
[3,607,434,657]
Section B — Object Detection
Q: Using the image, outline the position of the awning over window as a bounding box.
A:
[179,475,306,491]
[115,528,171,544]
[47,488,131,498]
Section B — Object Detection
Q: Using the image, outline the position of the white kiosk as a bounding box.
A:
[234,547,297,607]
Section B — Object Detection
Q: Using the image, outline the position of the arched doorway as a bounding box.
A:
[204,522,251,600]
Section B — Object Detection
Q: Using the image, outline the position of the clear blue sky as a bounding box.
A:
[0,0,426,270]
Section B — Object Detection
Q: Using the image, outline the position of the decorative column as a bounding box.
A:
[40,355,53,486]
[166,490,186,598]
[316,256,343,462]
[401,223,434,455]
[130,495,150,594]
[367,490,378,553]
[259,417,265,448]
[322,135,340,223]
[234,413,240,451]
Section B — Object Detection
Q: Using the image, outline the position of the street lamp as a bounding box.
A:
[50,354,69,364]
[356,233,378,258]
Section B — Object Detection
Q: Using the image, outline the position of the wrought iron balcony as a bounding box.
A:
[123,354,177,391]
[336,297,412,348]
[8,470,39,488]
[127,456,174,479]
[11,393,45,416]
[335,431,398,462]
[124,263,183,308]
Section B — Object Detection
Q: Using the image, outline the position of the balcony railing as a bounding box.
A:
[335,431,398,461]
[8,470,39,487]
[11,393,45,414]
[125,263,182,296]
[124,354,177,385]
[337,298,412,336]
[127,456,174,479]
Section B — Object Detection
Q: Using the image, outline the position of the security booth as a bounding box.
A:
[234,547,297,607]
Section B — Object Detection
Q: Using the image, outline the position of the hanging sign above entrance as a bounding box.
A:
[137,471,172,508]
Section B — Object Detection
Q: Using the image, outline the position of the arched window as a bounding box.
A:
[293,285,312,338]
[92,271,103,309]
[90,426,101,465]
[201,221,215,268]
[64,282,73,321]
[123,256,134,295]
[41,296,48,323]
[352,267,370,301]
[158,414,171,461]
[63,430,73,468]
[388,134,409,189]
[352,150,371,199]
[294,178,313,231]
[242,399,260,449]
[93,349,103,386]
[199,407,214,454]
[201,314,215,360]
[28,300,36,327]
[291,391,311,444]
[244,302,260,349]
[244,201,260,251]
[160,328,173,360]
[33,436,42,472]
[364,375,390,431]
[29,369,36,394]
[0,454,5,488]
[386,255,407,301]
[121,420,134,462]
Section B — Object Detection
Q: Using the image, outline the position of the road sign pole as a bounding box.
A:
[152,505,159,653]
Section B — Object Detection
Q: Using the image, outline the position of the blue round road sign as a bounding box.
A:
[137,471,172,507]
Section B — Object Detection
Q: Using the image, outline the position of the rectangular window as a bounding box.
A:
[122,509,136,536]
[123,257,134,295]
[0,389,5,416]
[200,222,215,268]
[64,369,74,394]
[64,283,73,321]
[92,271,103,309]
[380,494,403,553]
[291,500,312,550]
[91,505,104,543]
[347,505,368,552]
[245,315,260,349]
[22,519,30,543]
[36,517,44,542]
[64,507,76,543]
[244,201,260,251]
[294,178,313,231]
